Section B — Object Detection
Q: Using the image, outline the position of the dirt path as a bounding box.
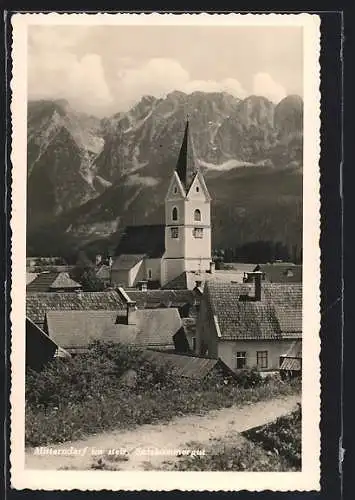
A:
[25,394,300,471]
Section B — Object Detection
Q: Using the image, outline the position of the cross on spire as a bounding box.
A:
[175,120,197,192]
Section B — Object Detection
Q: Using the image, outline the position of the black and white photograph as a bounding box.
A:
[10,13,320,491]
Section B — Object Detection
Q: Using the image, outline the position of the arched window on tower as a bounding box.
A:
[172,207,178,221]
[194,209,201,222]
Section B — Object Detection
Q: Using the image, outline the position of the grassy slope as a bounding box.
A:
[25,342,301,447]
[166,405,301,471]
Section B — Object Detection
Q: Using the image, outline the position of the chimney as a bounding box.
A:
[209,261,215,274]
[245,271,264,301]
[95,254,102,266]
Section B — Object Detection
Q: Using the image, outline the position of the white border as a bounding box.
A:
[10,12,321,491]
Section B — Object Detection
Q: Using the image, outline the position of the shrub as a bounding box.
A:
[25,341,301,447]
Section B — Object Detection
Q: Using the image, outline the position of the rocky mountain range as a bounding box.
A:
[27,91,303,260]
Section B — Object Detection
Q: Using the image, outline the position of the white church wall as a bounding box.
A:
[163,258,186,286]
[129,260,145,287]
[144,258,162,282]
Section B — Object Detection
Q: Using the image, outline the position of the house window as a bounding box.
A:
[194,209,201,221]
[147,269,152,280]
[171,227,179,239]
[172,207,178,221]
[193,227,203,239]
[257,351,268,369]
[196,186,200,193]
[174,186,178,194]
[236,351,247,369]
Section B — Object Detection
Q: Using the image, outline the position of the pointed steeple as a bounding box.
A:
[175,120,198,192]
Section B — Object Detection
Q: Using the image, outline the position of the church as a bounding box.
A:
[111,121,213,289]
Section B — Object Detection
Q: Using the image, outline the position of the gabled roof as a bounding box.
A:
[26,316,61,370]
[254,263,302,283]
[46,310,121,349]
[45,308,182,351]
[111,254,145,271]
[115,225,165,258]
[27,271,81,292]
[175,121,198,191]
[204,281,302,340]
[26,273,38,285]
[105,309,182,347]
[27,272,59,292]
[49,272,82,290]
[142,351,225,380]
[26,291,126,325]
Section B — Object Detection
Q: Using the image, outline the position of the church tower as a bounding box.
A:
[163,121,212,286]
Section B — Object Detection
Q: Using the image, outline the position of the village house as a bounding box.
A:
[26,272,82,293]
[123,287,203,350]
[26,317,70,371]
[26,290,126,331]
[26,289,189,357]
[44,305,187,355]
[196,271,302,373]
[245,263,302,284]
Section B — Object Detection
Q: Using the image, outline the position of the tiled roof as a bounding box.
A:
[104,309,182,347]
[45,308,182,351]
[27,271,81,292]
[26,291,126,325]
[223,263,258,273]
[115,225,165,258]
[205,282,302,340]
[49,272,82,290]
[142,351,221,379]
[46,311,121,349]
[163,269,247,290]
[27,272,59,292]
[254,264,302,283]
[111,254,145,271]
[126,289,197,308]
[280,340,302,371]
[26,273,38,285]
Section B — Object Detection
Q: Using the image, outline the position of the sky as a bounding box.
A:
[28,25,303,117]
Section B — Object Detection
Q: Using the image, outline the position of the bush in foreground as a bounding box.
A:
[26,342,301,447]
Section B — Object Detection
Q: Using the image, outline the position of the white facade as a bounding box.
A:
[163,170,212,285]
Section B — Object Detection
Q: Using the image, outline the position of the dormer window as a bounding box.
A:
[194,209,201,221]
[172,207,178,221]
